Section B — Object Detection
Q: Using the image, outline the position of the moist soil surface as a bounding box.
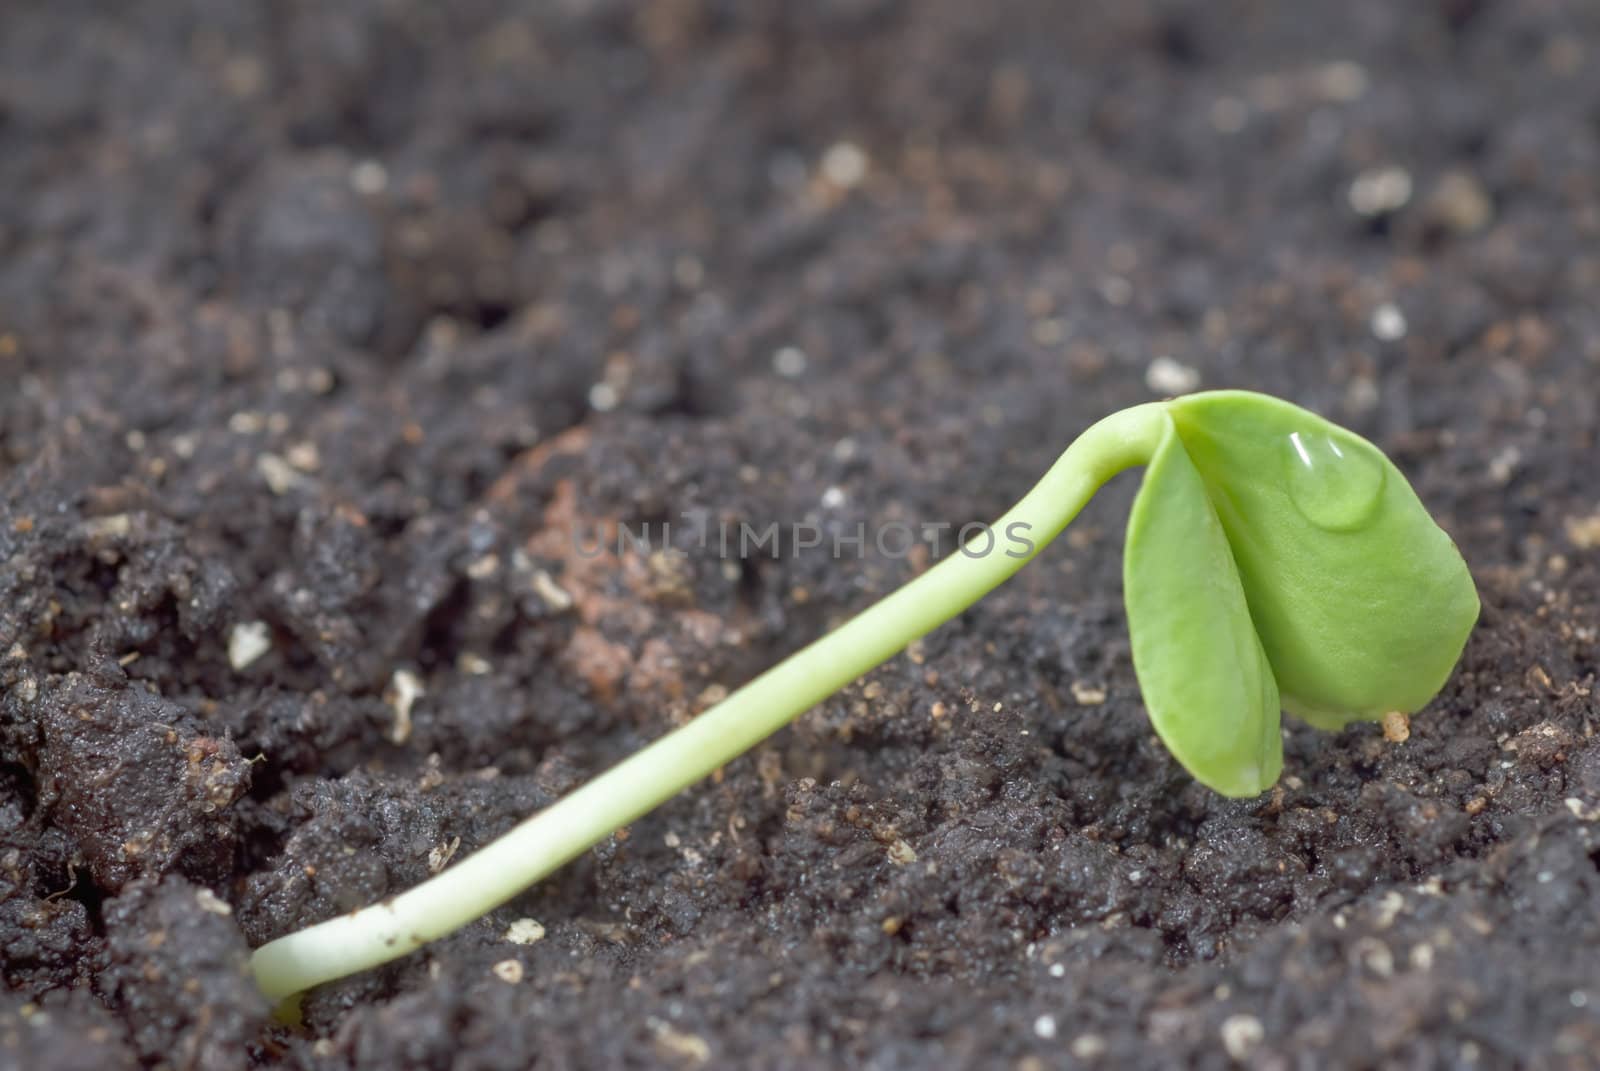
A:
[3,2,1599,1068]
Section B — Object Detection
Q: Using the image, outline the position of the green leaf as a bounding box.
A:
[1124,415,1283,796]
[1168,392,1479,729]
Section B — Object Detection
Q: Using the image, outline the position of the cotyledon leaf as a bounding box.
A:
[1168,391,1479,729]
[1124,411,1283,797]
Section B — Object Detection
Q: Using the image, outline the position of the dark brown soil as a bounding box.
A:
[3,1,1599,1068]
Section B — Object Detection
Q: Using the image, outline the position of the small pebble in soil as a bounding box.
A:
[1381,711,1410,743]
[491,959,524,984]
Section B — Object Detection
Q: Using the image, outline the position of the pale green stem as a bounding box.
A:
[249,402,1170,1001]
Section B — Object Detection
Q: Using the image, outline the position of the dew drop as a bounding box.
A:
[1285,430,1386,531]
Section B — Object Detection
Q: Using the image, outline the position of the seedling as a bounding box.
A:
[249,390,1477,1000]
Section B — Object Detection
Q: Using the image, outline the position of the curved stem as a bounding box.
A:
[249,402,1170,1001]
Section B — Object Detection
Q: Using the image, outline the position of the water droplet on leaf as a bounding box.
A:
[1285,430,1386,531]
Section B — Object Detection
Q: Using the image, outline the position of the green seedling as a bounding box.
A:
[249,390,1477,1001]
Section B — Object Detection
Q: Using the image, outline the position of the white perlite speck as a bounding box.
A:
[1349,166,1413,217]
[1070,1034,1107,1060]
[1033,1014,1057,1040]
[1315,61,1369,102]
[505,918,547,945]
[195,888,233,916]
[1487,444,1521,485]
[1565,797,1599,821]
[531,569,574,612]
[773,346,808,378]
[1221,1014,1264,1060]
[350,160,388,195]
[256,453,304,495]
[821,142,868,187]
[1370,303,1408,341]
[588,382,620,411]
[1145,356,1201,396]
[386,669,425,745]
[1071,681,1108,706]
[228,621,272,671]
